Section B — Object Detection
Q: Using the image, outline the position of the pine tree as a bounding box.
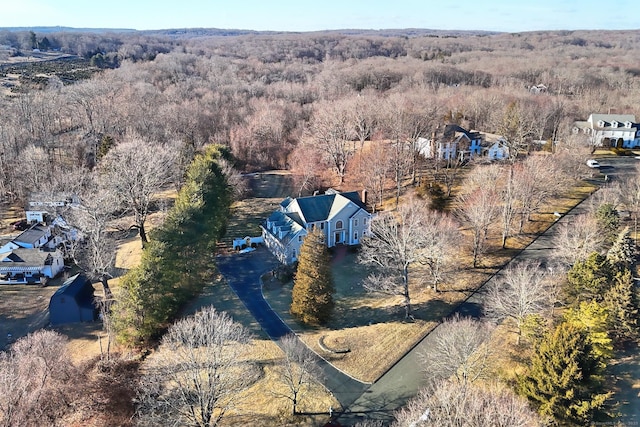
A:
[567,252,612,303]
[603,268,639,343]
[290,230,334,325]
[596,203,620,244]
[564,300,613,361]
[606,227,637,272]
[517,322,610,424]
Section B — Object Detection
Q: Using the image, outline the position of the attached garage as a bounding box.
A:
[49,274,97,325]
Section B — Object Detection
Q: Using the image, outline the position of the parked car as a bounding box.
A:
[12,220,29,231]
[587,159,600,168]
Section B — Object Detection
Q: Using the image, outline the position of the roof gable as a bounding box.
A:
[53,274,93,300]
[294,194,336,223]
[0,248,49,266]
[588,113,636,126]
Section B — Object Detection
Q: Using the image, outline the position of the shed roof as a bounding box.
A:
[53,273,93,299]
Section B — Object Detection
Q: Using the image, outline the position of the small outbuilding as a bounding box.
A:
[49,274,97,325]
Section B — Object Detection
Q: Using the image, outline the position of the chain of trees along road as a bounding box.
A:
[111,144,233,346]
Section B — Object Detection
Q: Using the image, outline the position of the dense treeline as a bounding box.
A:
[111,145,232,345]
[1,28,639,425]
[1,29,639,205]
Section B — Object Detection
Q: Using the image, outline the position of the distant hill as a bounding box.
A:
[0,26,136,34]
[0,26,500,38]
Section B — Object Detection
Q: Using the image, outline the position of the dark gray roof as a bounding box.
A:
[296,194,336,223]
[0,248,49,267]
[443,124,481,141]
[53,273,93,300]
[14,225,48,245]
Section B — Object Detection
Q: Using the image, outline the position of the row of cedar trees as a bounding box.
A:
[111,144,233,346]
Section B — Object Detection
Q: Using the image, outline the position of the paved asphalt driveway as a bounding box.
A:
[216,247,368,410]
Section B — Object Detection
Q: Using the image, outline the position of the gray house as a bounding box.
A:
[49,274,97,325]
[262,190,372,264]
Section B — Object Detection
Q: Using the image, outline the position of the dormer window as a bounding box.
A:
[611,121,619,128]
[598,120,605,127]
[625,121,632,128]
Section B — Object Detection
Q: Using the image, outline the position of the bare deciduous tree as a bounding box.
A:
[0,330,82,427]
[484,261,556,344]
[272,334,324,416]
[421,212,461,292]
[393,379,541,427]
[67,182,118,292]
[419,315,494,387]
[552,213,603,266]
[455,180,501,268]
[136,307,258,427]
[306,102,355,184]
[288,143,328,197]
[99,138,177,245]
[359,199,457,318]
[352,141,392,211]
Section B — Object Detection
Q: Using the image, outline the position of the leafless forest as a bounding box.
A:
[1,28,640,426]
[1,29,640,203]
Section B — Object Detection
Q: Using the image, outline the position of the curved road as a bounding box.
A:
[216,248,368,410]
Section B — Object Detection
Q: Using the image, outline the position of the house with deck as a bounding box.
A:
[262,190,372,264]
[0,247,64,284]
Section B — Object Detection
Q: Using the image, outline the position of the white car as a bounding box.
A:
[586,159,600,168]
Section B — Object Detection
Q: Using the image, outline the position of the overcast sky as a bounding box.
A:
[1,0,638,32]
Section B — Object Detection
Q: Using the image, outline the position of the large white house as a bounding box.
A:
[573,114,640,148]
[262,190,372,265]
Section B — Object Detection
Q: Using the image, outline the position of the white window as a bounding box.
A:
[298,235,302,242]
[354,232,358,241]
[354,219,358,227]
[336,220,343,229]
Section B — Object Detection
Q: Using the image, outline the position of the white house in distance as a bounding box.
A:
[481,134,511,160]
[262,189,372,265]
[417,124,483,161]
[573,113,640,148]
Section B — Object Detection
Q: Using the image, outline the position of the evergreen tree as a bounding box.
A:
[518,322,610,424]
[564,300,613,361]
[112,145,232,345]
[567,252,612,303]
[290,230,334,325]
[595,203,620,244]
[603,268,639,343]
[606,227,637,272]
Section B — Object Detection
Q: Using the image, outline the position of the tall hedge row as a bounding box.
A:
[112,145,232,346]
